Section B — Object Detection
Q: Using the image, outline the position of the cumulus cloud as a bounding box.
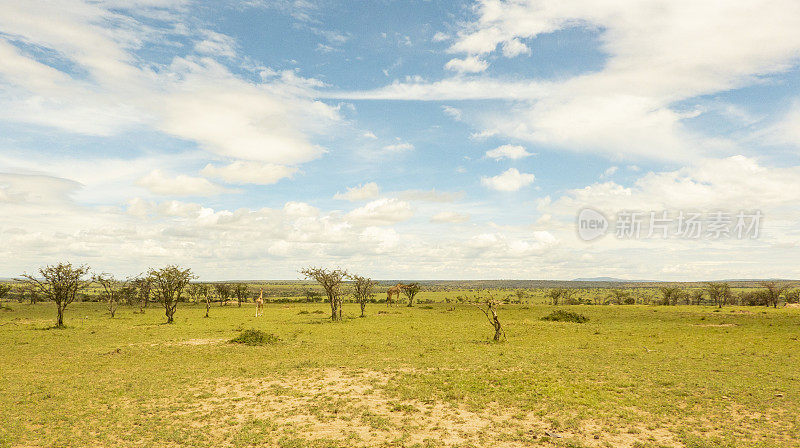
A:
[550,155,800,213]
[335,0,800,162]
[333,182,381,201]
[346,198,413,226]
[485,144,533,160]
[201,161,297,185]
[0,1,339,166]
[442,105,462,120]
[137,170,228,196]
[501,38,530,58]
[481,168,535,192]
[444,56,489,73]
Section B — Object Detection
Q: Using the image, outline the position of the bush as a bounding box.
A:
[541,310,589,323]
[230,329,280,346]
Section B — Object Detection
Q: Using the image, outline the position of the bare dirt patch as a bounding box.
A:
[173,369,683,447]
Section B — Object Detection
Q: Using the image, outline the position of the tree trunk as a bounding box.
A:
[165,301,175,323]
[329,295,338,321]
[56,304,64,327]
[360,301,365,317]
[205,300,210,318]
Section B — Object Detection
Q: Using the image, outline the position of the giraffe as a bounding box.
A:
[255,288,264,317]
[386,283,409,306]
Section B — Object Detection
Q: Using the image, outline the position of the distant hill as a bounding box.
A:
[572,277,638,282]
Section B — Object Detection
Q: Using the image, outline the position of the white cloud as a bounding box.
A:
[137,169,227,196]
[431,211,470,223]
[600,166,618,179]
[333,182,381,201]
[334,0,800,162]
[501,38,530,58]
[432,31,450,42]
[444,56,489,73]
[442,105,462,120]
[382,142,415,152]
[550,155,800,213]
[485,144,533,160]
[200,161,297,185]
[346,198,413,226]
[0,1,339,167]
[194,30,237,58]
[481,168,535,192]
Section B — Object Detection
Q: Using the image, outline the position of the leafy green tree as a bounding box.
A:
[403,282,421,307]
[546,288,564,305]
[20,262,90,327]
[759,281,793,308]
[131,276,152,313]
[349,274,376,317]
[0,284,11,303]
[93,273,126,318]
[658,286,682,306]
[233,284,249,307]
[300,267,348,321]
[705,282,732,308]
[148,265,194,324]
[214,283,232,306]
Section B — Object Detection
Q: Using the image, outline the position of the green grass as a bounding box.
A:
[0,298,799,447]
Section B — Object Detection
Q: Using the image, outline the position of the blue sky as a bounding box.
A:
[2,0,800,280]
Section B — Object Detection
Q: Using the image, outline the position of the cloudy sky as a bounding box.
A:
[2,0,800,280]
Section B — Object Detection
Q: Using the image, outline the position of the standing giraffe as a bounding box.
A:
[386,283,409,306]
[255,288,264,317]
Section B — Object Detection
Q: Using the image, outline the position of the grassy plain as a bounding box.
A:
[1,291,799,448]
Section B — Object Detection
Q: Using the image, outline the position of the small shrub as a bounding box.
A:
[541,310,589,323]
[230,329,280,346]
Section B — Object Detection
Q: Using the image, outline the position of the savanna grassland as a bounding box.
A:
[1,287,799,448]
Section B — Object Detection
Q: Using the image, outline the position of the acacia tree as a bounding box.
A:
[609,289,633,305]
[303,288,322,302]
[0,284,11,303]
[403,282,421,307]
[705,282,732,308]
[20,262,90,327]
[300,267,348,321]
[759,281,793,308]
[148,265,194,324]
[214,283,232,307]
[658,286,682,306]
[474,295,505,342]
[131,276,152,313]
[93,273,126,318]
[233,284,249,307]
[350,274,376,317]
[197,284,213,317]
[187,283,203,303]
[546,288,564,305]
[17,283,40,304]
[689,289,704,305]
